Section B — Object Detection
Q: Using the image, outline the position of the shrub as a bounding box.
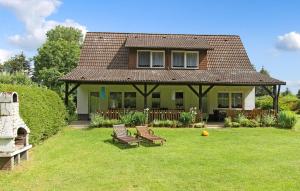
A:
[231,122,240,128]
[261,114,276,127]
[0,84,67,145]
[90,113,105,127]
[131,112,145,126]
[255,96,273,110]
[90,113,120,127]
[179,112,193,126]
[151,120,177,128]
[0,72,37,86]
[224,117,232,127]
[256,94,300,112]
[120,112,134,126]
[278,111,297,129]
[235,113,250,127]
[247,119,260,128]
[194,122,205,128]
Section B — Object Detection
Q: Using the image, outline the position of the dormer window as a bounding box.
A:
[172,51,199,69]
[137,50,165,68]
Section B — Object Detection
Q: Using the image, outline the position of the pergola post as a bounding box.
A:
[273,85,278,113]
[144,84,147,109]
[132,84,159,109]
[65,82,69,106]
[199,85,203,112]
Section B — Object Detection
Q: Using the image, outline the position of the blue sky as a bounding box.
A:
[0,0,299,92]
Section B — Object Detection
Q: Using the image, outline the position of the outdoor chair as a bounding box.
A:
[135,126,166,145]
[112,124,140,146]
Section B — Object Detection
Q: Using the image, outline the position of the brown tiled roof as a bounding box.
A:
[125,36,213,49]
[60,32,285,85]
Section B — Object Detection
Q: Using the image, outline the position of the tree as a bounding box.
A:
[255,67,272,97]
[282,87,292,96]
[2,52,31,74]
[297,89,300,99]
[33,26,83,93]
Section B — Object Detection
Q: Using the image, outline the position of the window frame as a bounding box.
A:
[171,50,199,69]
[175,92,184,109]
[109,92,123,109]
[217,92,244,109]
[151,92,161,109]
[124,92,137,109]
[137,50,165,68]
[231,93,243,109]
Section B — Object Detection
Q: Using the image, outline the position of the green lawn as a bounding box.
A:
[1,126,300,191]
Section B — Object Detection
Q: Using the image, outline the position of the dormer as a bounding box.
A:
[125,36,213,70]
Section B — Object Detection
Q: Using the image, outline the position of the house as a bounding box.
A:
[60,32,285,121]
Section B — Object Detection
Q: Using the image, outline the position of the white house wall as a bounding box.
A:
[77,84,255,115]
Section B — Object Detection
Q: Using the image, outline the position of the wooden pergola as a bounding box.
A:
[64,81,282,113]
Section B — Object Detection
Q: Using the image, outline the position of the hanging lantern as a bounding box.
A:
[99,87,106,99]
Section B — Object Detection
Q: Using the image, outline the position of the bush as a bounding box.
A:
[231,122,240,128]
[0,84,67,145]
[256,94,300,112]
[224,117,232,127]
[235,113,250,127]
[247,119,260,128]
[0,72,37,86]
[261,114,276,127]
[179,112,193,126]
[194,122,205,128]
[151,120,177,127]
[119,111,145,126]
[278,111,297,129]
[131,112,145,126]
[120,112,134,127]
[89,113,120,127]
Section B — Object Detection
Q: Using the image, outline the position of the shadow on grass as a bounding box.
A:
[103,139,139,150]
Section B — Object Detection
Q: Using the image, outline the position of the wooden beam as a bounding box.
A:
[202,85,214,96]
[68,83,81,95]
[144,84,147,108]
[273,85,278,113]
[276,85,281,113]
[146,84,159,97]
[187,84,199,97]
[199,85,203,112]
[64,82,69,106]
[261,85,274,98]
[132,84,145,96]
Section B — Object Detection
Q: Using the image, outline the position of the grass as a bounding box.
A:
[1,126,300,191]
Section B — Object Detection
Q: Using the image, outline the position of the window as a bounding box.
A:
[175,92,184,109]
[137,50,164,68]
[218,93,229,108]
[109,92,122,109]
[152,52,164,67]
[172,52,185,67]
[186,52,198,68]
[124,92,136,109]
[89,92,100,113]
[138,51,150,67]
[172,51,199,69]
[152,92,160,108]
[231,93,243,108]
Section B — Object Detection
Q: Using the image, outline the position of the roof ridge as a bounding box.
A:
[86,31,240,37]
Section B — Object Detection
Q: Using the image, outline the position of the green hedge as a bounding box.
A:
[0,84,67,145]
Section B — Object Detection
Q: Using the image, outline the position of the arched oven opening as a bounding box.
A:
[15,128,27,148]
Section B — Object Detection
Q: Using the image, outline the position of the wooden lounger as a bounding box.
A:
[112,124,140,146]
[135,126,166,145]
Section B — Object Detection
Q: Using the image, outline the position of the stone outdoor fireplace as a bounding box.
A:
[0,92,32,170]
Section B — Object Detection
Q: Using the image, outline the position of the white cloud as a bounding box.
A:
[0,0,87,50]
[0,49,14,63]
[276,32,300,51]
